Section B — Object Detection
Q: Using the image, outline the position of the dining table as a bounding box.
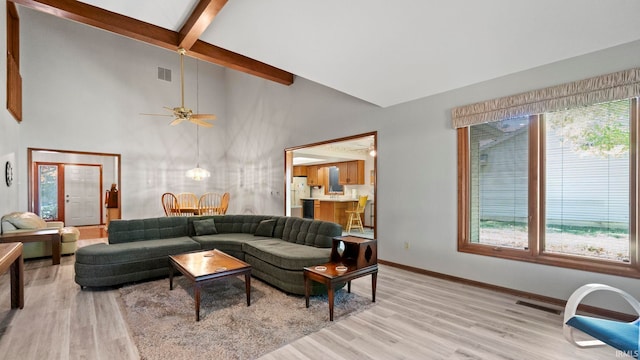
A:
[174,207,223,216]
[176,207,200,215]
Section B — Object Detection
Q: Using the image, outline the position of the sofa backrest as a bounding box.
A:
[107,215,341,248]
[280,217,342,248]
[186,215,277,236]
[108,217,189,244]
[1,211,47,234]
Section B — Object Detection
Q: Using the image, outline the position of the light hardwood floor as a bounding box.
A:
[0,238,622,360]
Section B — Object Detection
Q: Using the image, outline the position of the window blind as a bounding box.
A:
[543,100,630,260]
[452,67,640,129]
[469,117,529,248]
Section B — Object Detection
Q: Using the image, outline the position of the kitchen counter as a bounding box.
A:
[300,198,361,203]
[298,198,361,228]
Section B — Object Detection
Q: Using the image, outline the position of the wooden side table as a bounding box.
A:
[0,228,61,265]
[0,243,24,309]
[304,263,377,321]
[304,236,378,321]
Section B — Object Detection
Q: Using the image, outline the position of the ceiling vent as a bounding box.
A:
[157,67,171,82]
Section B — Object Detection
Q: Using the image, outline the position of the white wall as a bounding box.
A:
[19,8,227,219]
[13,6,640,309]
[224,39,640,309]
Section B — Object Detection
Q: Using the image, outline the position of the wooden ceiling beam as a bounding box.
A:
[10,0,179,50]
[178,0,227,51]
[190,40,294,85]
[9,0,294,85]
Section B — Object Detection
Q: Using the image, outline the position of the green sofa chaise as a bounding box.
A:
[74,214,342,295]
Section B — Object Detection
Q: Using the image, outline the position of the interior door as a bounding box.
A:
[64,165,101,226]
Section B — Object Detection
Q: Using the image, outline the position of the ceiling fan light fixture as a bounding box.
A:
[186,119,209,181]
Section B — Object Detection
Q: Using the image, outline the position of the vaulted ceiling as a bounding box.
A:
[10,0,640,107]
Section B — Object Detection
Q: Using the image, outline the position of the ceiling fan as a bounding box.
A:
[141,48,216,128]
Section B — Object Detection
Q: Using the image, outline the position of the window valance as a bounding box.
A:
[451,67,640,129]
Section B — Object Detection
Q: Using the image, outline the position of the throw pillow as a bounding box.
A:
[5,212,47,230]
[254,219,276,237]
[193,218,218,236]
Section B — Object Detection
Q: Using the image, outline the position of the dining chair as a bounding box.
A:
[161,192,181,217]
[345,195,368,233]
[198,192,222,215]
[176,192,198,214]
[220,192,230,215]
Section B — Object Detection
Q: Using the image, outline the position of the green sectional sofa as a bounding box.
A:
[74,215,342,295]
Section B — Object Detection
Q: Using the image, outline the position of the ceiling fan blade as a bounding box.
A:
[192,118,214,128]
[170,118,186,126]
[140,113,173,117]
[191,114,217,120]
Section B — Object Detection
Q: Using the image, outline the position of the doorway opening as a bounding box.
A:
[28,148,121,226]
[284,132,377,239]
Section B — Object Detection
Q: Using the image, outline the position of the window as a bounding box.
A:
[458,98,639,277]
[38,164,60,220]
[544,100,630,262]
[469,117,529,249]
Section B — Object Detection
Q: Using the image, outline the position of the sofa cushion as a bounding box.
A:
[254,219,276,237]
[108,217,189,244]
[193,218,218,236]
[2,212,47,230]
[243,239,331,271]
[76,237,200,265]
[60,226,80,243]
[191,233,269,254]
[281,217,341,248]
[187,215,277,236]
[1,221,18,232]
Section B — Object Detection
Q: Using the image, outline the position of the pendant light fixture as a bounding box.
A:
[185,125,210,180]
[185,60,210,181]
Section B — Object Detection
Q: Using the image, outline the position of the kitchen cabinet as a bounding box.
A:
[293,166,307,177]
[307,166,327,187]
[338,160,365,185]
[318,166,327,188]
[306,166,319,186]
[314,200,320,220]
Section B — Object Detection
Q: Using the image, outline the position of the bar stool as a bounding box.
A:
[345,195,368,233]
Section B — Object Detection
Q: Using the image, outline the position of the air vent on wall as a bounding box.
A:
[515,300,562,315]
[157,67,172,82]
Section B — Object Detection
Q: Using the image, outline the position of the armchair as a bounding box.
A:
[0,212,79,259]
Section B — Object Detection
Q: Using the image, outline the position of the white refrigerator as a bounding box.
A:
[291,176,310,207]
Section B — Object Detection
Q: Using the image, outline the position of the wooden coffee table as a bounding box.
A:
[169,249,252,321]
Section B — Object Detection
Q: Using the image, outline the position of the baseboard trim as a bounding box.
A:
[378,259,635,321]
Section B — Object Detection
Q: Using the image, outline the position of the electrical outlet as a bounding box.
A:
[404,242,410,250]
